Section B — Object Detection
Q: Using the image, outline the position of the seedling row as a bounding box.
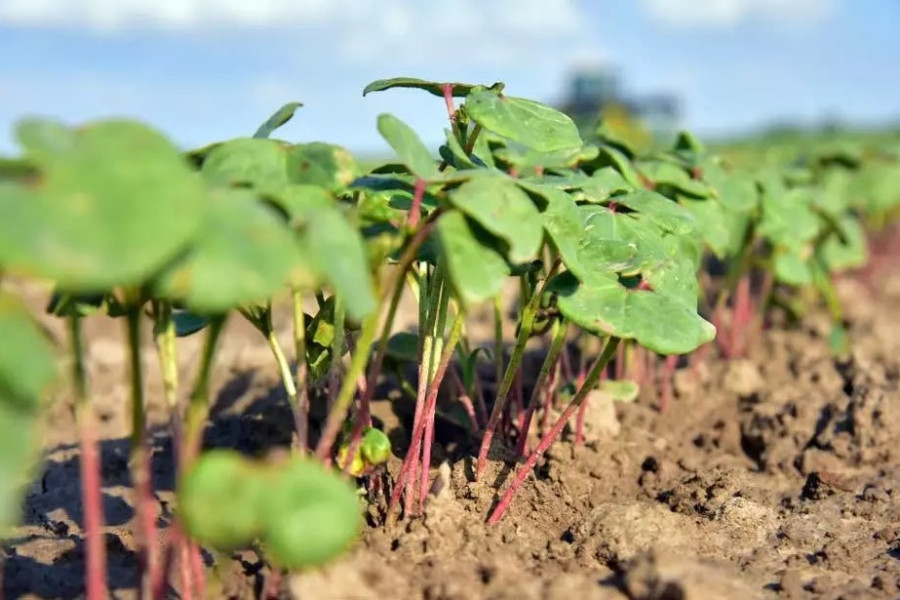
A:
[1,76,898,599]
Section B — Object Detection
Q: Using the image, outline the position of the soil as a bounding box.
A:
[3,264,900,600]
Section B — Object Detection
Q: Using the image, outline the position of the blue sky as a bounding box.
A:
[0,0,898,156]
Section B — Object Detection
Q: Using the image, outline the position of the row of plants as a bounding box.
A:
[1,76,898,599]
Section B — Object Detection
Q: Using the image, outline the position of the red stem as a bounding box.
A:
[408,178,426,228]
[79,410,107,600]
[488,338,620,524]
[539,365,558,438]
[441,84,456,124]
[189,542,204,599]
[449,368,480,434]
[513,369,525,438]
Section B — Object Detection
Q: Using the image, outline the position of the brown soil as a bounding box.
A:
[3,268,900,600]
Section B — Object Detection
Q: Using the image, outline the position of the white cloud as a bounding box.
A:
[637,0,839,28]
[0,0,598,68]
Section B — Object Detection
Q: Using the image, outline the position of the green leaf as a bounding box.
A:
[0,295,57,532]
[363,77,501,98]
[301,205,377,320]
[599,379,639,403]
[154,189,302,313]
[758,184,821,252]
[614,190,696,236]
[638,159,711,198]
[550,272,715,355]
[15,117,76,161]
[386,331,419,363]
[774,249,812,285]
[437,212,510,306]
[520,182,638,282]
[178,450,265,551]
[0,120,206,291]
[172,309,209,337]
[260,456,362,570]
[286,143,360,194]
[253,102,303,139]
[201,138,289,191]
[465,89,583,153]
[820,215,868,272]
[360,427,391,465]
[376,114,440,180]
[448,175,543,263]
[492,145,598,170]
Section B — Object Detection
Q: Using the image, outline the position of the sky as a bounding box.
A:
[0,0,898,156]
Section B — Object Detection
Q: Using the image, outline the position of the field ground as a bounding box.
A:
[2,262,900,599]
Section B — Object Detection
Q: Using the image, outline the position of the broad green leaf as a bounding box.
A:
[671,130,706,167]
[0,295,57,532]
[758,184,821,252]
[579,207,700,307]
[820,215,868,272]
[386,331,419,363]
[260,456,362,569]
[521,182,637,282]
[15,117,76,161]
[638,159,711,198]
[302,206,377,320]
[266,184,334,222]
[363,77,501,98]
[155,189,302,313]
[550,272,715,355]
[448,175,543,263]
[0,119,206,291]
[614,190,696,236]
[173,309,209,337]
[588,146,643,188]
[178,450,265,551]
[376,114,440,180]
[437,212,510,306]
[465,89,583,153]
[680,197,738,259]
[492,145,598,170]
[774,249,812,285]
[599,379,639,403]
[360,427,391,465]
[286,143,359,194]
[201,138,289,191]
[253,102,303,139]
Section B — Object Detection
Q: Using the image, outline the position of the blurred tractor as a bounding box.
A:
[556,67,681,153]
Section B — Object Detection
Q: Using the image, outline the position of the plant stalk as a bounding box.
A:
[70,314,107,600]
[487,336,620,525]
[517,318,567,457]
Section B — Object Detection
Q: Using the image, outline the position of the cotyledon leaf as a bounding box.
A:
[465,89,583,154]
[448,175,543,264]
[437,211,510,307]
[377,113,440,180]
[253,102,303,139]
[363,77,503,98]
[0,119,206,291]
[550,271,715,355]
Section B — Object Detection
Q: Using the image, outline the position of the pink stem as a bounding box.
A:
[441,84,456,124]
[488,338,620,524]
[189,542,204,600]
[178,535,193,600]
[408,178,426,228]
[151,528,177,600]
[449,369,480,433]
[341,377,372,476]
[513,369,525,438]
[614,342,625,380]
[79,412,107,600]
[539,365,559,437]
